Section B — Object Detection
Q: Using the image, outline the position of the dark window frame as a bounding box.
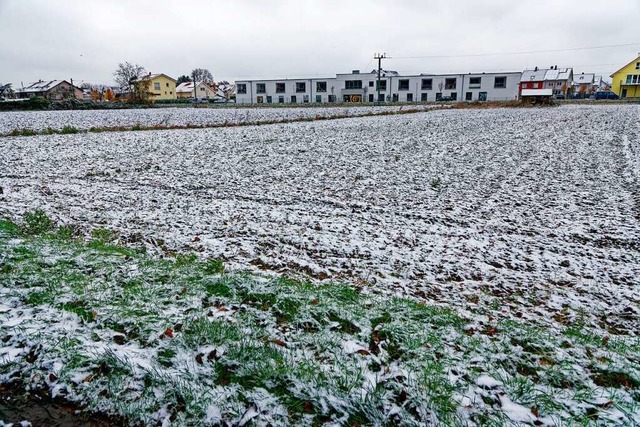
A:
[276,82,286,93]
[445,78,457,90]
[494,76,507,89]
[256,83,266,94]
[398,79,410,91]
[421,79,432,90]
[237,84,247,94]
[316,81,327,93]
[295,82,306,93]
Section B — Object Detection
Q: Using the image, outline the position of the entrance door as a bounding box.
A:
[621,88,627,98]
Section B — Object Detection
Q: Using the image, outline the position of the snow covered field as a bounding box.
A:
[1,104,639,425]
[0,105,432,133]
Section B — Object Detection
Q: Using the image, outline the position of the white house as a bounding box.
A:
[176,81,217,99]
[235,69,521,104]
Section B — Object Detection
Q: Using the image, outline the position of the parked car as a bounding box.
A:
[593,91,619,100]
[438,96,452,102]
[554,94,566,100]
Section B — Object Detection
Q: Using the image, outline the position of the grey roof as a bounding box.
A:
[520,68,572,82]
[573,73,595,84]
[20,80,67,92]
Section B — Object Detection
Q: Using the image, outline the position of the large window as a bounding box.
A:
[469,77,481,88]
[421,79,432,90]
[295,82,306,93]
[237,84,247,94]
[291,95,297,103]
[376,80,387,91]
[445,78,456,90]
[345,80,362,89]
[421,93,428,101]
[256,83,266,94]
[153,82,160,90]
[398,79,409,91]
[494,76,507,88]
[316,81,327,92]
[466,92,472,101]
[276,82,286,93]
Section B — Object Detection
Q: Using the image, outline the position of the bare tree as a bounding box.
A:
[113,62,146,89]
[113,62,150,103]
[191,68,214,85]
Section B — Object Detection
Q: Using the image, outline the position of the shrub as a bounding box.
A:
[60,125,79,134]
[23,210,53,235]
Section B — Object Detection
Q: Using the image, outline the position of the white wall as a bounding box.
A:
[236,71,522,104]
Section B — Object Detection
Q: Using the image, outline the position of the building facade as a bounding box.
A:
[235,70,521,104]
[520,67,573,99]
[176,81,217,99]
[138,73,177,100]
[611,55,640,99]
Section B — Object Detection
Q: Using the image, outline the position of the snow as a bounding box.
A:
[0,105,437,133]
[0,104,639,425]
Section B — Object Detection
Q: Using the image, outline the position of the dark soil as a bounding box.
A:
[0,384,122,427]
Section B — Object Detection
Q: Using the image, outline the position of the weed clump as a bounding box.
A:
[60,125,79,134]
[23,210,53,235]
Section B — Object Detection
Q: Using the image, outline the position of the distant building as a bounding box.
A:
[136,73,177,100]
[15,80,83,100]
[573,73,596,97]
[520,67,573,100]
[176,81,216,99]
[610,54,640,99]
[235,69,521,104]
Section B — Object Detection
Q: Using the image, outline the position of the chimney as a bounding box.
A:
[534,66,538,71]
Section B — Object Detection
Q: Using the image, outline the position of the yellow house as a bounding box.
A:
[138,73,177,100]
[610,54,640,99]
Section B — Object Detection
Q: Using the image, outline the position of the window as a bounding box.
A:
[378,94,385,102]
[166,83,170,87]
[421,93,428,102]
[303,95,309,103]
[276,82,286,93]
[398,79,409,91]
[295,82,306,93]
[376,80,387,91]
[494,76,507,88]
[154,82,160,90]
[256,83,266,94]
[368,94,374,102]
[421,79,432,90]
[316,95,322,102]
[392,93,399,102]
[237,84,247,94]
[369,81,374,87]
[406,93,413,102]
[626,75,632,84]
[450,93,457,101]
[291,95,297,103]
[469,77,481,88]
[466,92,472,101]
[345,80,362,89]
[278,96,285,103]
[479,92,487,101]
[266,96,272,103]
[316,81,327,92]
[445,78,456,90]
[200,87,205,92]
[328,95,336,102]
[633,75,639,84]
[636,62,640,70]
[256,96,264,103]
[435,93,442,101]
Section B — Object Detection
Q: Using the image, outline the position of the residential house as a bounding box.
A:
[610,54,640,99]
[176,81,216,99]
[137,73,177,100]
[573,73,596,97]
[235,69,521,104]
[520,67,573,99]
[15,80,83,100]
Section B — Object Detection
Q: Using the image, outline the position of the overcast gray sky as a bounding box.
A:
[1,0,639,86]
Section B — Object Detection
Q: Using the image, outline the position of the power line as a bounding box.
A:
[393,42,640,60]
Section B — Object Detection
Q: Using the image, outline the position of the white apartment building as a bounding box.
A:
[235,70,522,104]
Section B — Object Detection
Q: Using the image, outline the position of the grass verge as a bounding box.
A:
[0,212,638,426]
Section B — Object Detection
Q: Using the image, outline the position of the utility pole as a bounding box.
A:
[374,53,386,104]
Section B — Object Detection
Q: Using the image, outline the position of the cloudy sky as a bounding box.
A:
[1,0,639,86]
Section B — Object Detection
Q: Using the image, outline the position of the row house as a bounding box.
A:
[235,70,521,104]
[519,67,573,100]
